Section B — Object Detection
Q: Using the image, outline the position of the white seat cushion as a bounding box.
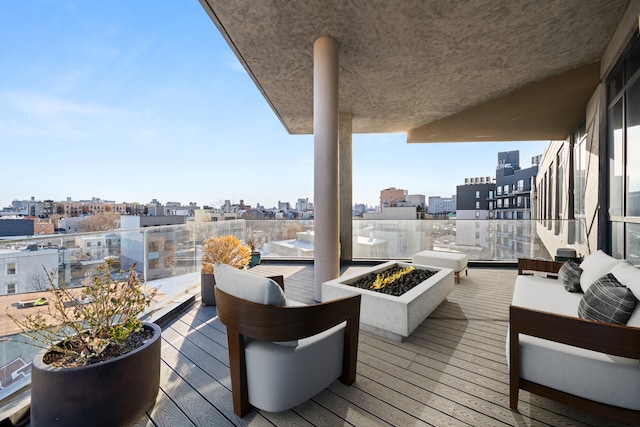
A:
[412,250,468,272]
[245,323,345,412]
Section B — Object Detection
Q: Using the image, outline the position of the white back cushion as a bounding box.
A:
[214,262,286,306]
[579,250,622,292]
[610,261,640,301]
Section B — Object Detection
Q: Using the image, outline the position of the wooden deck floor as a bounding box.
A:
[135,264,631,427]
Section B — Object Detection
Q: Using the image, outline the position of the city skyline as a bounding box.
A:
[1,1,549,210]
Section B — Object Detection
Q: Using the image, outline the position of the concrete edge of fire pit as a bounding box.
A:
[322,261,455,341]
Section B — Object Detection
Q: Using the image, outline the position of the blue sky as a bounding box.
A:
[0,1,549,209]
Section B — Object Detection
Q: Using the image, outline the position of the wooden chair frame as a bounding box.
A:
[510,258,640,424]
[215,277,361,417]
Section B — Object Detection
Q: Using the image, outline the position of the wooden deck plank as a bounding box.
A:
[289,398,353,427]
[160,324,274,426]
[326,380,432,427]
[310,389,389,427]
[130,415,154,427]
[135,264,633,427]
[144,388,197,427]
[158,359,231,426]
[357,342,522,426]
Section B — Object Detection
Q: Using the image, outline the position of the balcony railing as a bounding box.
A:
[0,218,587,401]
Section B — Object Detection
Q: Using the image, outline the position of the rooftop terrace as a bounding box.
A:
[136,262,628,427]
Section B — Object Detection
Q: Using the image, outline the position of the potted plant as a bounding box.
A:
[9,259,160,427]
[200,235,251,305]
[247,238,262,267]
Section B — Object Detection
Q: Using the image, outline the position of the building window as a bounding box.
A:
[503,185,509,194]
[7,283,16,294]
[475,211,480,219]
[608,34,640,259]
[6,263,16,276]
[557,151,564,214]
[475,191,480,199]
[475,201,480,209]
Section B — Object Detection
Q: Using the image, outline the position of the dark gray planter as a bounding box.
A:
[201,272,216,305]
[30,322,161,427]
[249,251,261,267]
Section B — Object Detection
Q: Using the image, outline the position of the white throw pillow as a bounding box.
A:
[579,250,622,293]
[214,262,286,306]
[610,261,640,301]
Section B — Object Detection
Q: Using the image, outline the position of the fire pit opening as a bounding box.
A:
[347,265,437,296]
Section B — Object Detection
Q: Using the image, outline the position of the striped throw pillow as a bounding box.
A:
[558,259,583,292]
[578,273,637,325]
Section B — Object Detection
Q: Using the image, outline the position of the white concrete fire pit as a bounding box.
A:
[322,261,454,341]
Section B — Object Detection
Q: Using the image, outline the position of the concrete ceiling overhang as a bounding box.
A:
[199,0,630,142]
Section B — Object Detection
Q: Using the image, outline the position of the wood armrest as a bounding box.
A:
[509,305,640,358]
[215,287,361,342]
[517,258,564,276]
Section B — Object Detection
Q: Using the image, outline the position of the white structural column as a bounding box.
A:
[313,36,340,301]
[339,112,353,262]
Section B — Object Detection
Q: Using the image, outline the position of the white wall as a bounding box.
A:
[0,249,59,294]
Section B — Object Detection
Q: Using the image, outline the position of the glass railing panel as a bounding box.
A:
[0,217,588,402]
[0,221,247,401]
[245,219,314,259]
[351,219,588,261]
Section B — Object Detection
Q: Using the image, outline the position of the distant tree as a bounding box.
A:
[79,213,121,232]
[29,268,50,291]
[191,223,214,245]
[282,221,304,240]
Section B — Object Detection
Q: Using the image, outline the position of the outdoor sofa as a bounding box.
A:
[508,251,640,424]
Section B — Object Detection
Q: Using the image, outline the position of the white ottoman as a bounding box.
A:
[412,250,468,284]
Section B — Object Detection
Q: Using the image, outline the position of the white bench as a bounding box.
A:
[411,250,468,284]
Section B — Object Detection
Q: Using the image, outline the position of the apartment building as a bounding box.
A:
[0,248,58,295]
[491,151,539,220]
[119,215,187,279]
[456,177,495,220]
[427,196,456,215]
[380,187,407,208]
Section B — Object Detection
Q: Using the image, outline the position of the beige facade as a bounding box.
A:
[380,187,408,208]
